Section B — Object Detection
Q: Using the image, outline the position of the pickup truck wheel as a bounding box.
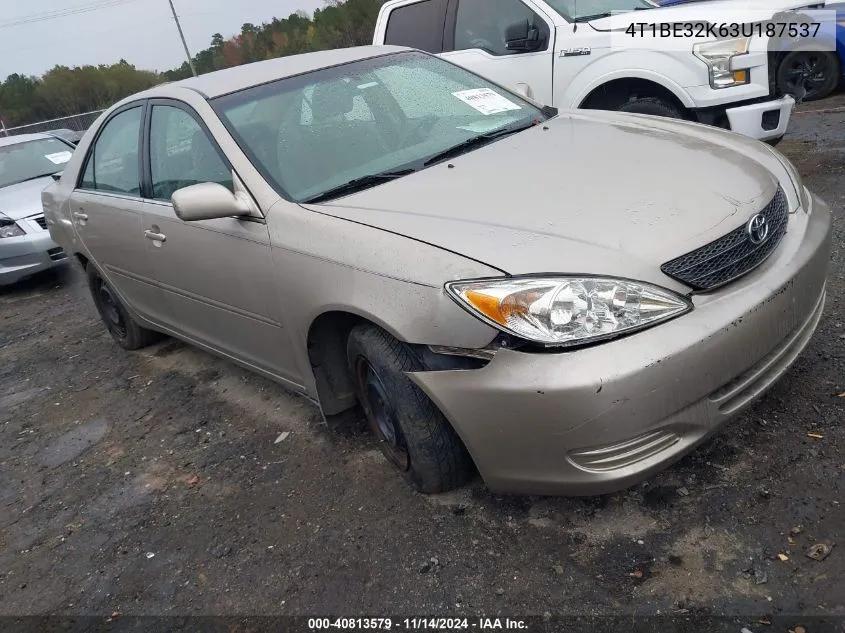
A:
[777,50,840,102]
[617,97,683,119]
[347,324,474,493]
[86,264,159,350]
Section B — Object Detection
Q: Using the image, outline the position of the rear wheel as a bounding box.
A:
[347,324,474,493]
[86,264,159,350]
[777,50,841,102]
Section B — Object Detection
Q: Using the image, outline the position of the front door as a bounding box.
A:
[140,101,299,384]
[69,103,170,325]
[441,0,556,105]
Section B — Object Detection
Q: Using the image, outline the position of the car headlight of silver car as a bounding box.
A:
[768,146,811,211]
[0,214,25,239]
[445,276,692,348]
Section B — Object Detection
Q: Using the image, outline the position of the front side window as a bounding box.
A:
[453,0,549,55]
[81,107,143,195]
[0,137,74,189]
[213,51,546,203]
[149,105,232,201]
[544,0,653,21]
[383,0,447,53]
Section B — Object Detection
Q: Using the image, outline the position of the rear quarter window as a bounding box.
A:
[384,0,448,53]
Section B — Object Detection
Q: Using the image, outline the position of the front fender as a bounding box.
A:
[558,50,704,108]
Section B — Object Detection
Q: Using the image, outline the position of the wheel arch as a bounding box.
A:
[578,76,691,112]
[306,308,409,417]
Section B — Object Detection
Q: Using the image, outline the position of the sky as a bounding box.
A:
[0,0,326,81]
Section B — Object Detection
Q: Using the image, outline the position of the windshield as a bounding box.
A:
[545,0,654,20]
[212,51,546,203]
[0,137,74,188]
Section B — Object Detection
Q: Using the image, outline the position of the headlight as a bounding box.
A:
[693,37,751,89]
[768,146,810,211]
[0,215,25,239]
[445,276,692,348]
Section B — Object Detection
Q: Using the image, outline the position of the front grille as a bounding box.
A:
[34,215,48,230]
[661,186,789,291]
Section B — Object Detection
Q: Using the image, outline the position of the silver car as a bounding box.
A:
[1,133,72,285]
[44,46,831,496]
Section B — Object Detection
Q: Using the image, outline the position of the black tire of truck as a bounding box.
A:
[86,263,160,350]
[346,323,475,493]
[616,96,684,119]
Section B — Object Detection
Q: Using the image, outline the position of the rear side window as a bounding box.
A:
[384,0,447,53]
[81,106,143,195]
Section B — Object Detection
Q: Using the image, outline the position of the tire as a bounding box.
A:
[777,50,840,102]
[86,263,159,350]
[346,324,474,493]
[616,96,684,119]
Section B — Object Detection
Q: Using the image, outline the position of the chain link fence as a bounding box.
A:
[1,110,105,137]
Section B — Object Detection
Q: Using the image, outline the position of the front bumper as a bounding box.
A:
[725,95,795,142]
[0,217,68,286]
[411,192,831,496]
[692,96,795,142]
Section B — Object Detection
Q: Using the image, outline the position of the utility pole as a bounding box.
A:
[167,0,197,77]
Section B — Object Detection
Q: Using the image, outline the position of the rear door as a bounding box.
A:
[441,0,556,105]
[139,99,299,383]
[69,102,171,325]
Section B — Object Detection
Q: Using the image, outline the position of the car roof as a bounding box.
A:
[0,132,57,147]
[143,45,412,100]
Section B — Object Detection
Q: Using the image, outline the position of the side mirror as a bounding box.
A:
[171,182,252,222]
[505,19,543,52]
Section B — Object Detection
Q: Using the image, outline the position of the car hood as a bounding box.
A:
[588,0,826,30]
[303,111,789,289]
[0,176,54,220]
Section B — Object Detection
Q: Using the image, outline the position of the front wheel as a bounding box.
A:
[347,324,475,493]
[616,96,684,119]
[86,264,159,350]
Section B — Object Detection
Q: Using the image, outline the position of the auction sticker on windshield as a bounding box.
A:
[452,88,521,115]
[45,151,73,165]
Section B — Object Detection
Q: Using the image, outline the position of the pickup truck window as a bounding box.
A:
[453,0,549,55]
[384,0,448,53]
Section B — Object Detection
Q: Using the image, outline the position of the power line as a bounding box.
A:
[0,0,142,30]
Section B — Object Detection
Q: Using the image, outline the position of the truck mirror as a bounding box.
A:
[505,19,542,52]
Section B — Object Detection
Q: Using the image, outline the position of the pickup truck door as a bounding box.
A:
[440,0,556,105]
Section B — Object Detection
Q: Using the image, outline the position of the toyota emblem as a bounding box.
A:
[746,213,769,245]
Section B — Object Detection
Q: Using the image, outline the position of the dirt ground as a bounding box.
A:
[1,100,843,626]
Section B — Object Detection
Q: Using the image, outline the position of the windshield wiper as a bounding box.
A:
[574,6,651,21]
[303,168,417,204]
[4,172,58,188]
[422,120,540,167]
[572,12,612,22]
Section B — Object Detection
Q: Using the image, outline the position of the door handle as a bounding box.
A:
[72,211,88,221]
[144,230,166,243]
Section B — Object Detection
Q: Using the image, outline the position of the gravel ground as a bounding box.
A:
[0,101,843,626]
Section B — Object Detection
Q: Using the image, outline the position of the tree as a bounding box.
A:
[0,74,46,126]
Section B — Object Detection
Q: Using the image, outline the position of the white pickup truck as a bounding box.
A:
[373,0,825,142]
